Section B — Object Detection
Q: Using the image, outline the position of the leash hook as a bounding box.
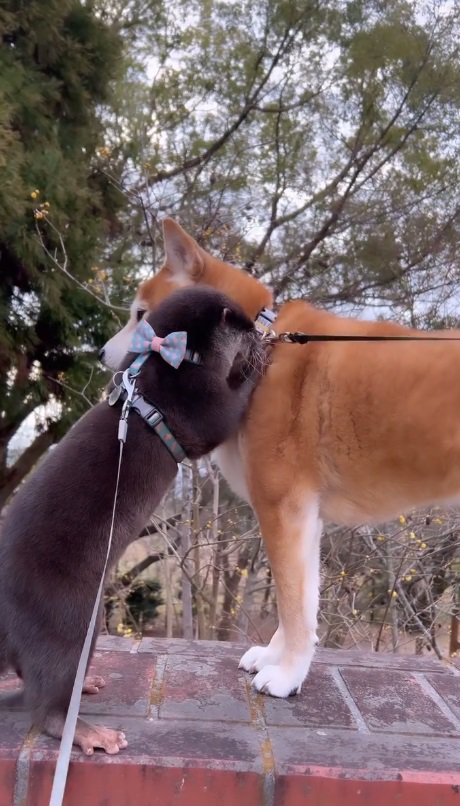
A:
[118,370,137,443]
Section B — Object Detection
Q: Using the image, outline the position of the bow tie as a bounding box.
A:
[128,319,188,375]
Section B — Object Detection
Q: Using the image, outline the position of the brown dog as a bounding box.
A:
[102,218,460,698]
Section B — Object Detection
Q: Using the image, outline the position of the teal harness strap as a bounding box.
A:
[115,388,186,463]
[184,348,201,365]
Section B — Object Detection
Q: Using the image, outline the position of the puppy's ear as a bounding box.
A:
[226,352,248,389]
[221,306,252,331]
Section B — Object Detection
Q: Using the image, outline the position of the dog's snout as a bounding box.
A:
[98,347,105,362]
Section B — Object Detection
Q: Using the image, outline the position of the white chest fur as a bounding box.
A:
[212,434,251,503]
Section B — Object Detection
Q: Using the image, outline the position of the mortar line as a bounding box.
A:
[244,677,276,806]
[329,666,371,733]
[13,726,39,806]
[412,671,460,732]
[148,654,168,719]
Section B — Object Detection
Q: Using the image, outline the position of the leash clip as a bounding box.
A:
[261,328,278,343]
[118,370,137,443]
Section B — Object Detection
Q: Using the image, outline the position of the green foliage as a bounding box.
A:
[0,1,128,505]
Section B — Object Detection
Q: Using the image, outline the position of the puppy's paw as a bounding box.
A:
[75,721,128,755]
[239,644,283,673]
[83,675,106,695]
[252,663,306,698]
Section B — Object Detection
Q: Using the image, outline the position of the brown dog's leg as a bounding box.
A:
[44,713,128,755]
[239,492,322,697]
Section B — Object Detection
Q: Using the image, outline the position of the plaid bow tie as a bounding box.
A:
[128,319,188,375]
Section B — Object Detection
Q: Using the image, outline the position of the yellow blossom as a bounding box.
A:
[399,515,406,525]
[97,146,111,158]
[30,189,40,199]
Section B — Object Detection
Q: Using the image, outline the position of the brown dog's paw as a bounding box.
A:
[82,675,106,695]
[75,719,128,755]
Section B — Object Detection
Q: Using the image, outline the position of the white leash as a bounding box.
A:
[49,371,135,806]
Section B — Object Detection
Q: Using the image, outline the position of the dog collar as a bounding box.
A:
[108,384,186,463]
[184,348,201,364]
[255,307,277,339]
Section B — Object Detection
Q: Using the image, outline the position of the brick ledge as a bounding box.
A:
[1,637,460,805]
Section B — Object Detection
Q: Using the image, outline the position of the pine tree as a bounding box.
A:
[0,1,127,508]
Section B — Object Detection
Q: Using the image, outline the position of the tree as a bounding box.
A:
[101,0,460,326]
[0,0,129,508]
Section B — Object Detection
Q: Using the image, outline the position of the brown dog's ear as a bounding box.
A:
[162,218,204,281]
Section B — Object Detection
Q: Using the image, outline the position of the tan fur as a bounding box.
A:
[105,218,460,696]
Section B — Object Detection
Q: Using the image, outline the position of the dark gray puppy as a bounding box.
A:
[0,286,264,755]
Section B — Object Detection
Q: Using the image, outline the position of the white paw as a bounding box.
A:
[239,643,283,673]
[252,662,307,698]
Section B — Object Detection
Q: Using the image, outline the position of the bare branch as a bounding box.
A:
[35,217,129,316]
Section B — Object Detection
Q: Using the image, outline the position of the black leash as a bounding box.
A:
[269,332,460,345]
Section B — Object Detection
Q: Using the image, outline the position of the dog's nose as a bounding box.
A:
[99,347,105,362]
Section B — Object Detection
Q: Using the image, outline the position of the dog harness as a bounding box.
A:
[114,385,186,462]
[109,308,281,461]
[107,321,202,462]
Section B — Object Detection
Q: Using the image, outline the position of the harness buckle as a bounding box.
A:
[146,409,163,428]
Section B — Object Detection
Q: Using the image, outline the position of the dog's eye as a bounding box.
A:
[136,309,145,322]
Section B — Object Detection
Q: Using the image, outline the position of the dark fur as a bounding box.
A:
[0,286,264,739]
